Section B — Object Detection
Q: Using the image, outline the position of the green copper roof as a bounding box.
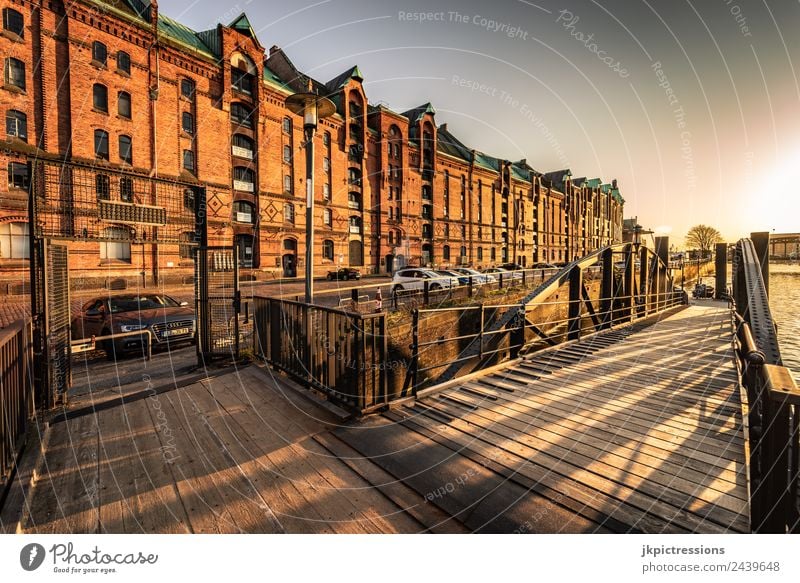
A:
[611,188,625,203]
[229,13,255,35]
[511,164,530,182]
[158,13,217,58]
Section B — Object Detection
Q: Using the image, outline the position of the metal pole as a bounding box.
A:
[751,231,770,298]
[305,126,315,304]
[715,242,728,300]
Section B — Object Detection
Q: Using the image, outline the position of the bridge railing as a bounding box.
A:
[732,237,800,533]
[0,319,34,496]
[406,243,684,393]
[252,296,388,414]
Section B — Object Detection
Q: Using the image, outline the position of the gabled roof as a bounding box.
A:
[326,65,364,91]
[402,103,436,123]
[542,169,572,190]
[158,13,217,59]
[229,13,256,37]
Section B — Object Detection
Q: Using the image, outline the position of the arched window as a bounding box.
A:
[119,177,133,202]
[235,234,254,267]
[348,191,361,210]
[442,245,450,261]
[322,239,334,261]
[283,145,291,162]
[230,52,256,95]
[116,51,130,74]
[323,207,332,226]
[283,203,294,223]
[2,8,24,37]
[349,216,361,234]
[181,111,193,134]
[232,134,254,159]
[0,222,29,259]
[183,189,196,212]
[231,102,253,128]
[5,110,26,141]
[283,174,292,193]
[233,200,254,223]
[118,135,132,165]
[93,83,108,112]
[94,130,109,159]
[100,227,131,262]
[181,78,195,99]
[348,168,361,185]
[95,174,110,200]
[179,232,194,259]
[7,162,28,189]
[182,150,195,172]
[117,91,131,118]
[4,58,25,90]
[233,167,255,192]
[92,41,107,65]
[282,117,291,134]
[477,247,483,261]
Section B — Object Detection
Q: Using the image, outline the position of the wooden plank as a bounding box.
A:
[494,368,743,436]
[312,431,470,534]
[473,372,745,457]
[24,413,100,533]
[195,375,380,533]
[430,390,748,512]
[382,410,626,533]
[467,377,742,474]
[410,400,740,533]
[104,397,193,533]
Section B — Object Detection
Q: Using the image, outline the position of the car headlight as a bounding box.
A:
[120,324,147,332]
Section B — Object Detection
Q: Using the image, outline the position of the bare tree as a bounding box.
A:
[685,224,722,257]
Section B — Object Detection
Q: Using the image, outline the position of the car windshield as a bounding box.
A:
[109,295,180,314]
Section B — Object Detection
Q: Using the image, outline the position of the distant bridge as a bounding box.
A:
[770,233,800,259]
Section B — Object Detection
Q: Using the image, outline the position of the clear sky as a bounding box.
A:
[163,0,800,243]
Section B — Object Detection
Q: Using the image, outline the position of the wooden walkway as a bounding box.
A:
[3,303,750,533]
[334,303,750,533]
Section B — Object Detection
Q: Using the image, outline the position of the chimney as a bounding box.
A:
[612,178,618,189]
[270,45,280,56]
[439,123,447,133]
[150,0,159,32]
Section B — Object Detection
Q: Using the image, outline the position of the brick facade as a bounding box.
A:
[0,0,624,290]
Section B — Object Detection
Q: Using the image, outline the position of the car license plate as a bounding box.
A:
[162,327,190,337]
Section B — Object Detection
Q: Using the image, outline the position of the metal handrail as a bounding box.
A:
[732,238,800,533]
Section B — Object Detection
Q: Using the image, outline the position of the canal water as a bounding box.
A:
[770,263,800,381]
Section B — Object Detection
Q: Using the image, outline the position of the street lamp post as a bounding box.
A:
[285,80,335,304]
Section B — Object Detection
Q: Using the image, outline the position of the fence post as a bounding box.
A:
[600,248,613,329]
[751,231,770,298]
[479,304,485,359]
[715,242,728,300]
[624,244,635,322]
[638,246,648,317]
[423,281,430,306]
[411,309,420,397]
[351,288,359,309]
[468,276,474,298]
[567,266,582,341]
[754,364,799,533]
[510,305,525,358]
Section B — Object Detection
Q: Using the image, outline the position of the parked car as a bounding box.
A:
[531,262,559,270]
[452,267,496,285]
[436,269,469,286]
[326,267,361,281]
[391,268,453,295]
[693,282,714,299]
[482,267,523,281]
[71,293,196,359]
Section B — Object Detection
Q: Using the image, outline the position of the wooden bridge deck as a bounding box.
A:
[3,304,750,534]
[334,303,750,533]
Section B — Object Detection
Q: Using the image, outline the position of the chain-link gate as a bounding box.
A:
[27,158,210,405]
[28,237,71,408]
[196,247,244,360]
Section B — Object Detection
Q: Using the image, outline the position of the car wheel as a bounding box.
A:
[342,274,349,281]
[101,330,118,361]
[393,285,403,296]
[430,283,441,291]
[327,273,333,281]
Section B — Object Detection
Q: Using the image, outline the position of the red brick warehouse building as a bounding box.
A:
[0,0,625,291]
